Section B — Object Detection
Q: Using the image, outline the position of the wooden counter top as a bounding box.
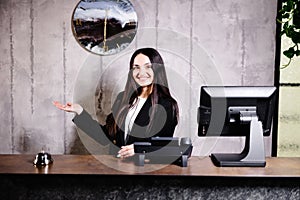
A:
[0,154,299,177]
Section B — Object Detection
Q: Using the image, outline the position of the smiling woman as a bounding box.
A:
[132,54,154,89]
[53,48,179,159]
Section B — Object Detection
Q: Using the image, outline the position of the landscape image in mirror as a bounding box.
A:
[72,0,138,55]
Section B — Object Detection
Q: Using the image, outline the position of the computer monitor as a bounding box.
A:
[197,86,277,167]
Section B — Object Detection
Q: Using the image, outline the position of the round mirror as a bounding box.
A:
[72,0,138,55]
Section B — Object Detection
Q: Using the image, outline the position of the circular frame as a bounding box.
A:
[71,0,138,56]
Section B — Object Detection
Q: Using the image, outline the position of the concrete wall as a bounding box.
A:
[0,0,278,155]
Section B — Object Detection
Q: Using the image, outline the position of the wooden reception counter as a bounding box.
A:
[0,154,300,177]
[1,155,299,199]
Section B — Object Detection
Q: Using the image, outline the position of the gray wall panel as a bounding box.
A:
[0,1,13,153]
[0,0,278,156]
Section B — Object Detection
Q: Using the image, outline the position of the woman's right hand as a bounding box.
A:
[52,101,83,115]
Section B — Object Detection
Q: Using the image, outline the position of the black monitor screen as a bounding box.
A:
[198,86,276,137]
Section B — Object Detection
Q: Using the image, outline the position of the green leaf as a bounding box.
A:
[281,5,287,13]
[283,22,288,30]
[283,47,295,59]
[285,25,296,38]
[287,0,294,11]
[291,32,300,43]
[279,0,300,67]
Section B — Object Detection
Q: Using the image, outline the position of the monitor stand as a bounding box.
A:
[210,117,266,167]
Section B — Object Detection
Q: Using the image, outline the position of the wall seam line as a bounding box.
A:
[155,0,159,48]
[63,21,67,154]
[30,0,34,114]
[9,13,15,154]
[241,21,246,85]
[189,0,194,135]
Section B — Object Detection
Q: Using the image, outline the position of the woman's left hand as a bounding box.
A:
[118,144,135,158]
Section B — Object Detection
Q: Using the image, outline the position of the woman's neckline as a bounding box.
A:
[138,96,147,100]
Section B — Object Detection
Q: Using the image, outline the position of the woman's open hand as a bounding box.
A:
[117,144,135,158]
[52,101,83,115]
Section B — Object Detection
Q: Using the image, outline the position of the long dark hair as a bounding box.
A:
[108,48,179,138]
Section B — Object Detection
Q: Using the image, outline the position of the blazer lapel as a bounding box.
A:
[128,97,151,141]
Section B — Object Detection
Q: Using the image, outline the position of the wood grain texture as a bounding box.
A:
[0,155,299,177]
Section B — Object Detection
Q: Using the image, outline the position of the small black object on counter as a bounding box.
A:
[33,150,53,166]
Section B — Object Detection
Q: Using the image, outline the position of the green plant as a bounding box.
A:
[278,0,300,68]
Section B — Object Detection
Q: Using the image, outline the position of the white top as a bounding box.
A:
[124,97,147,141]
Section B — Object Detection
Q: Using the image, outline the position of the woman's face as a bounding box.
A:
[132,53,154,87]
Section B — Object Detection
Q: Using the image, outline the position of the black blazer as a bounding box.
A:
[73,92,178,153]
